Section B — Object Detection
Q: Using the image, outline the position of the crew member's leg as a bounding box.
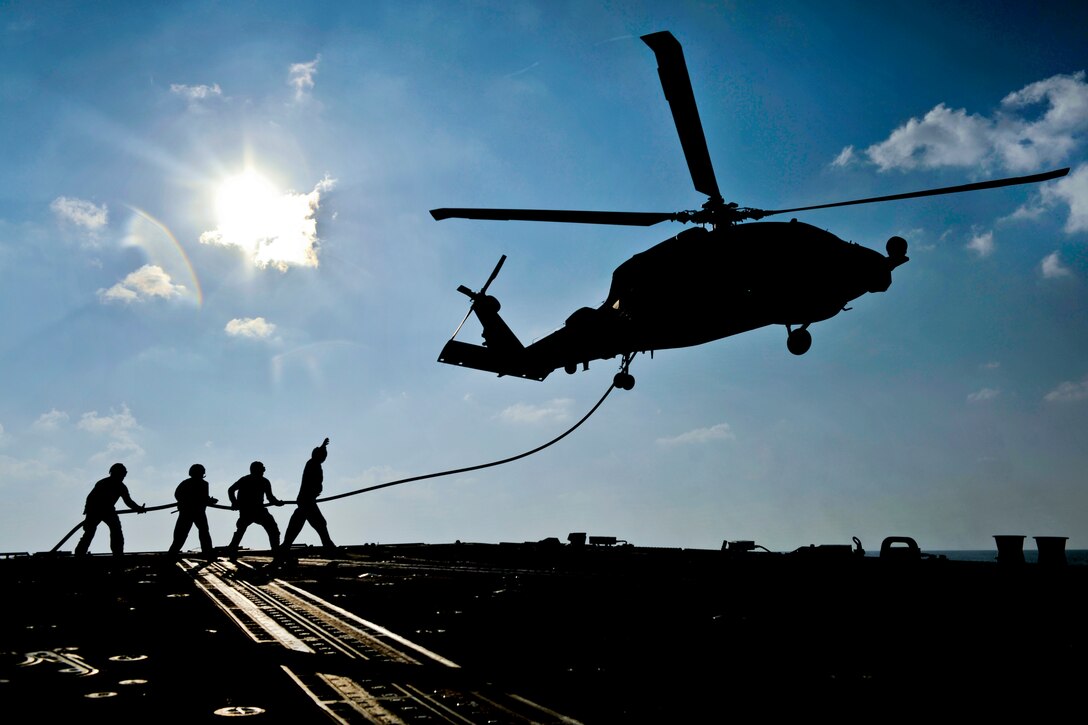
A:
[74,515,102,556]
[281,506,307,549]
[104,512,125,556]
[169,511,194,554]
[307,506,336,548]
[228,513,253,559]
[256,509,281,552]
[194,509,213,555]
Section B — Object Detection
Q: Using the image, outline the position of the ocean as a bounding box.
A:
[905,549,1088,565]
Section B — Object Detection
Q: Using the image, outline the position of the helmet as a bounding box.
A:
[109,463,126,476]
[189,464,205,478]
[250,461,265,474]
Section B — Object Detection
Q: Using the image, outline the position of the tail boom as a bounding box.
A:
[438,339,552,381]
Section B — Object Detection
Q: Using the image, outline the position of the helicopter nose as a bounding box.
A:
[886,236,909,270]
[886,236,908,259]
[867,264,893,293]
[866,238,909,293]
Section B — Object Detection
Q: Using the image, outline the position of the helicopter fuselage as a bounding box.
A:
[605,221,893,347]
[438,220,907,382]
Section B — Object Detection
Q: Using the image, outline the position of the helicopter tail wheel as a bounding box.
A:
[786,326,812,356]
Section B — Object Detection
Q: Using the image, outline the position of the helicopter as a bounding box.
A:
[430,30,1069,390]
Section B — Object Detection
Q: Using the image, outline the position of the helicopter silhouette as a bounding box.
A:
[431,30,1068,390]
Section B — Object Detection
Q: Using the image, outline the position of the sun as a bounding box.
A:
[201,167,331,271]
[214,169,281,244]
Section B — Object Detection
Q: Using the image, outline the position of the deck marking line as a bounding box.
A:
[191,566,314,653]
[277,579,461,668]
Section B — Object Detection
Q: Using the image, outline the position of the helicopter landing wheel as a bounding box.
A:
[614,372,635,390]
[787,327,812,356]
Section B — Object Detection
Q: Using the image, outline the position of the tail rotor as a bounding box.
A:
[451,254,507,339]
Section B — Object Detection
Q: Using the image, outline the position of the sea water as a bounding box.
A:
[918,549,1088,565]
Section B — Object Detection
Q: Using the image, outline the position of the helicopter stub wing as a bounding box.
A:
[641,31,722,204]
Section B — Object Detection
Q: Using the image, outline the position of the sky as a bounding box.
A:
[2,0,1088,554]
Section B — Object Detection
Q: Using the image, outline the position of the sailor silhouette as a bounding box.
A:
[74,463,146,556]
[168,464,218,557]
[226,461,283,559]
[280,437,337,555]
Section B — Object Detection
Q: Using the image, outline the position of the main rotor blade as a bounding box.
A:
[641,31,722,202]
[430,208,677,226]
[760,168,1070,217]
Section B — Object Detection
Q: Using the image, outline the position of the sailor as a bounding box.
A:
[225,461,283,559]
[280,437,337,555]
[168,464,218,557]
[74,463,146,556]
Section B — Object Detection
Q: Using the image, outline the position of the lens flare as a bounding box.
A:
[124,207,203,307]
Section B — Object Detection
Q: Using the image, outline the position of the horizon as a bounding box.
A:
[3,1,1088,555]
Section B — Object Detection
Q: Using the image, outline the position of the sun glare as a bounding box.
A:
[214,170,280,244]
[202,168,331,271]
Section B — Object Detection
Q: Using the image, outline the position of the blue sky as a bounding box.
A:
[2,1,1087,554]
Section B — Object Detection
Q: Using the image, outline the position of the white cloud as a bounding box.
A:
[1005,164,1088,231]
[967,388,1000,403]
[225,317,277,339]
[199,175,335,272]
[98,264,186,303]
[343,465,404,489]
[33,409,69,432]
[966,230,995,257]
[78,405,137,436]
[1003,200,1047,223]
[1044,376,1088,403]
[498,399,573,424]
[51,196,108,230]
[77,404,144,462]
[656,423,735,446]
[863,72,1088,174]
[866,104,993,172]
[1040,251,1072,279]
[288,56,320,101]
[997,72,1088,171]
[170,83,223,102]
[1041,164,1088,233]
[831,145,855,167]
[0,454,70,484]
